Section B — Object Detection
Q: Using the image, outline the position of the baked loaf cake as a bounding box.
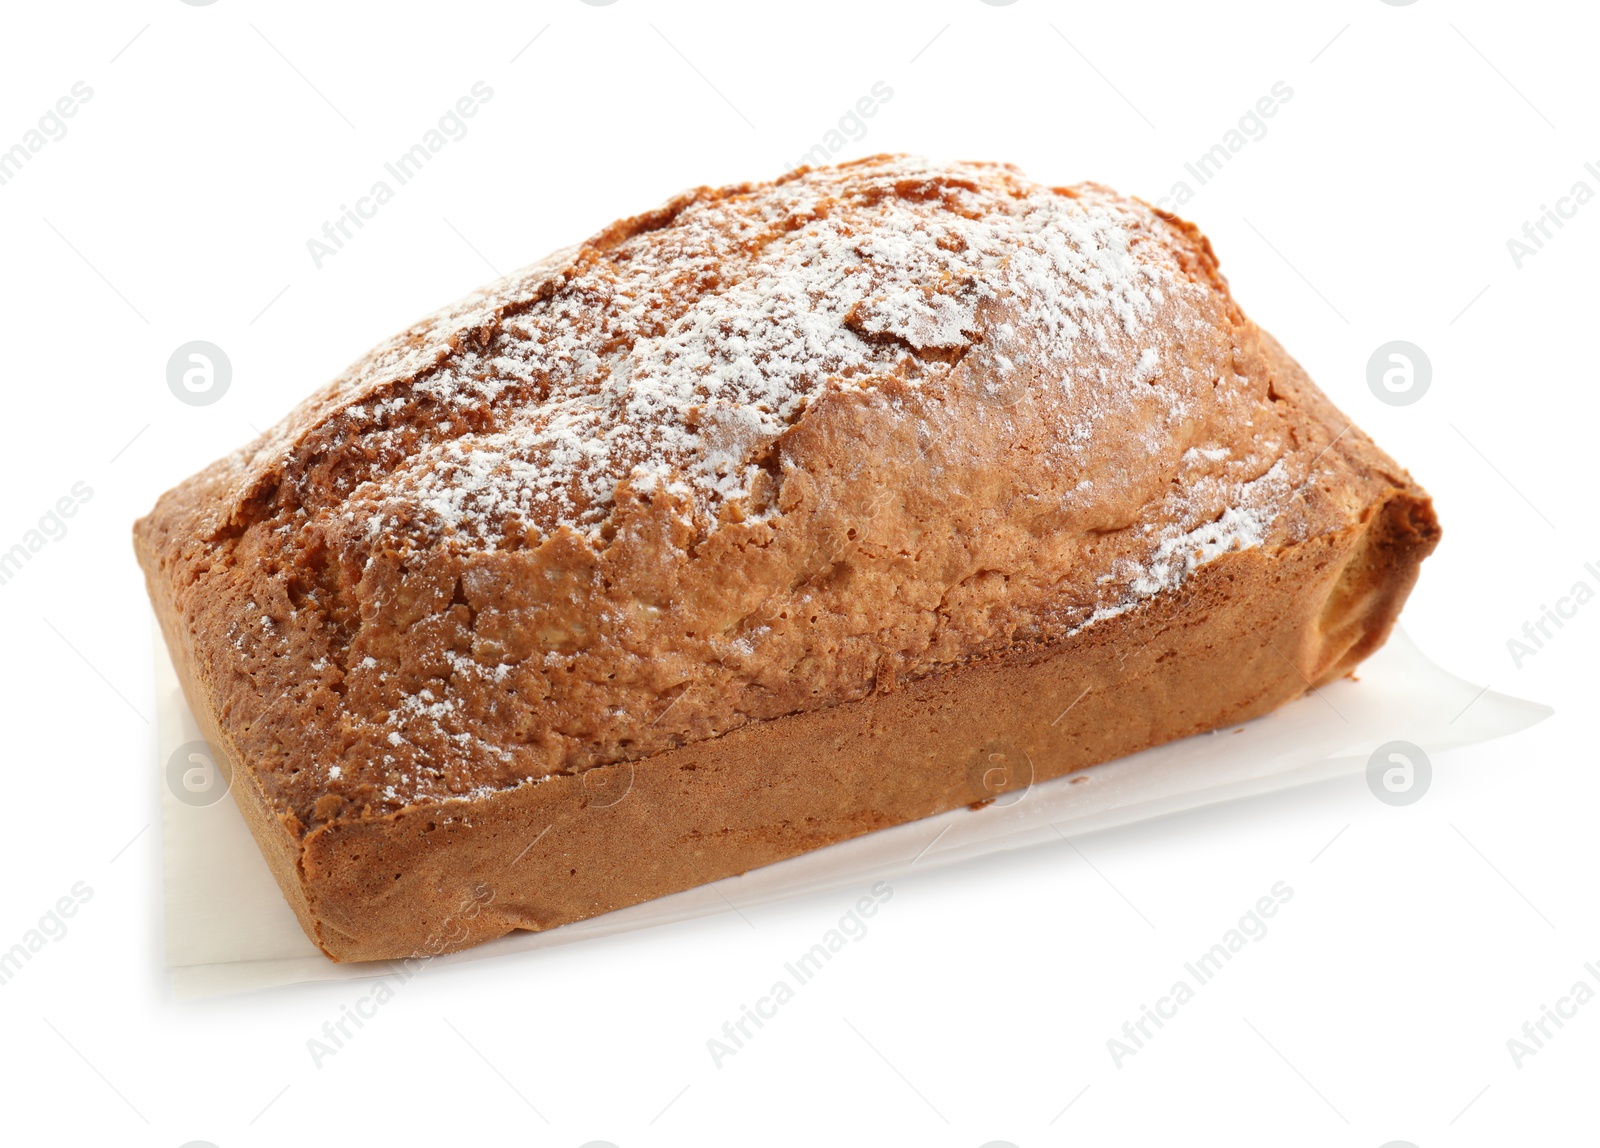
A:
[136,155,1439,962]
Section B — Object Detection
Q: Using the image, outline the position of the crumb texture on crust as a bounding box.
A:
[135,154,1434,831]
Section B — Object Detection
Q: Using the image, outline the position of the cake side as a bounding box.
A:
[144,450,1439,963]
[273,330,1434,962]
[287,452,1439,961]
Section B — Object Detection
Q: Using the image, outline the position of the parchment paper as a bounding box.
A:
[157,624,1550,998]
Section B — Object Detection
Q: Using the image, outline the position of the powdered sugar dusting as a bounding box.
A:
[275,157,1197,546]
[1131,459,1290,597]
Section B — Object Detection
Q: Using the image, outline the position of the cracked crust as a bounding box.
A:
[135,156,1438,961]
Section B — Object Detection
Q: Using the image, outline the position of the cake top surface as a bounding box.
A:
[142,155,1384,827]
[234,155,1210,547]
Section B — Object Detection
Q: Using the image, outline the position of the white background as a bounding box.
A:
[0,0,1595,1143]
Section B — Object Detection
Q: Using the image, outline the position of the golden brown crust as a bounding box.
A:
[134,156,1438,961]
